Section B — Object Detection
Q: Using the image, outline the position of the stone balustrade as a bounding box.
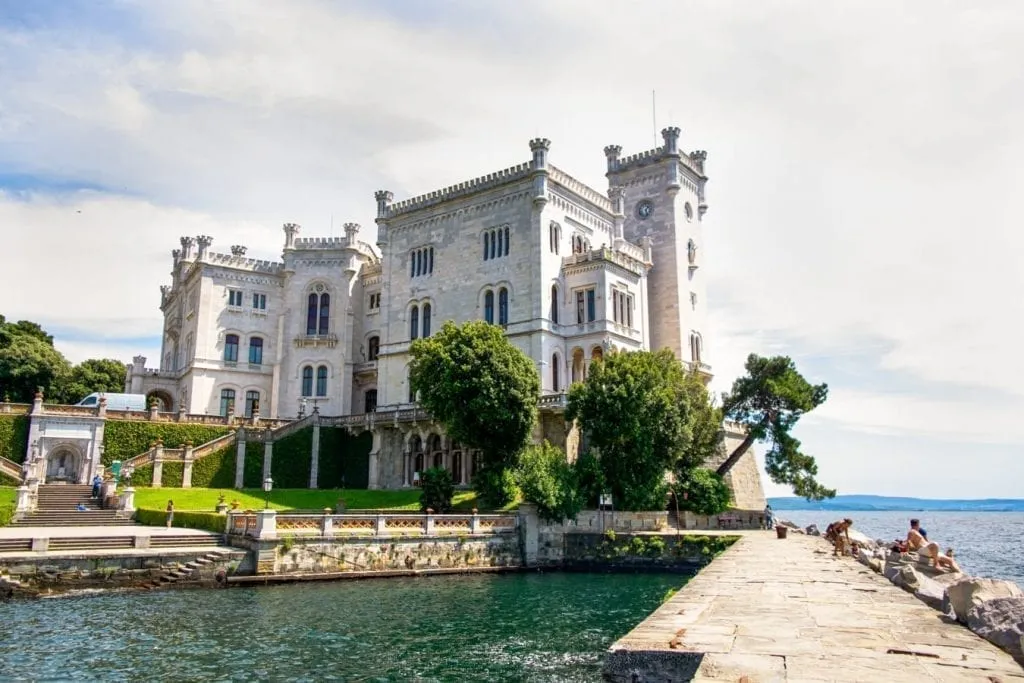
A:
[0,402,32,414]
[227,511,518,540]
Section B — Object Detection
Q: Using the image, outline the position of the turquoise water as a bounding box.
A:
[0,572,685,681]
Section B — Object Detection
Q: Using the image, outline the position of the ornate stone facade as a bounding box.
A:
[127,128,764,502]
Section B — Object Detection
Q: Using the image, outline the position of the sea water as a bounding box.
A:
[0,571,685,681]
[779,510,1024,588]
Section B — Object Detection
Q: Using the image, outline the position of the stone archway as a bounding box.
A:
[146,389,175,412]
[45,445,84,484]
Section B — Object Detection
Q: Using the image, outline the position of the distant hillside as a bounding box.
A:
[767,495,1024,512]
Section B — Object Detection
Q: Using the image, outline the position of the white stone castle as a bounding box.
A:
[126,127,763,504]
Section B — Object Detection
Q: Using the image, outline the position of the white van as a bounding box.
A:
[76,393,149,412]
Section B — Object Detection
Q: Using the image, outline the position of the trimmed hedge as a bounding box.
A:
[102,422,233,464]
[127,464,153,487]
[269,428,312,489]
[0,414,30,464]
[319,428,372,489]
[162,461,184,488]
[135,507,227,533]
[0,469,20,487]
[192,445,236,489]
[242,440,264,488]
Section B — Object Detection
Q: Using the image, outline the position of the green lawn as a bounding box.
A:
[131,488,513,513]
[0,486,16,527]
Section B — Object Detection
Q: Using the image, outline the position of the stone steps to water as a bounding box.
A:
[15,484,140,528]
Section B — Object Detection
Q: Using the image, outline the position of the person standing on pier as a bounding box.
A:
[764,504,774,530]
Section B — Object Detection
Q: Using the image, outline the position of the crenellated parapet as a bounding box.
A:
[196,235,213,261]
[179,236,196,260]
[385,163,533,218]
[548,166,613,213]
[607,126,705,179]
[205,251,283,274]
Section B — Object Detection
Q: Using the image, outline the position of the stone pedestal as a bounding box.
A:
[255,509,277,540]
[182,443,194,489]
[234,430,247,489]
[15,486,31,512]
[309,419,320,489]
[120,487,136,513]
[518,503,540,567]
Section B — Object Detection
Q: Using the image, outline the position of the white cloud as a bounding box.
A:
[1,0,1022,497]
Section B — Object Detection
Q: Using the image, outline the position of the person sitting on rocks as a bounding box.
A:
[906,518,943,568]
[937,548,961,573]
[825,518,854,556]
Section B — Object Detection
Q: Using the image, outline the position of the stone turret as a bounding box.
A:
[343,222,360,245]
[283,223,300,250]
[529,138,551,207]
[196,235,213,261]
[603,144,622,174]
[374,191,393,247]
[662,127,682,193]
[608,186,625,241]
[179,236,196,261]
[230,245,247,257]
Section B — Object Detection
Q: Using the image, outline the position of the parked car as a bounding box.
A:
[76,393,149,411]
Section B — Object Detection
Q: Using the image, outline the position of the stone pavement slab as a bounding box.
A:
[604,532,1024,682]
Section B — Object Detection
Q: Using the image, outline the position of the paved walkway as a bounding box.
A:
[0,526,215,539]
[606,532,1023,682]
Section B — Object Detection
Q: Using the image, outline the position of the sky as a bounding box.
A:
[1,0,1021,499]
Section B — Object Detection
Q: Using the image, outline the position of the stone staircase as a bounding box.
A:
[12,485,137,527]
[142,549,234,589]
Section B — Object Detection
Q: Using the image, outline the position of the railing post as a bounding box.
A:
[182,440,194,488]
[471,510,481,535]
[15,486,31,513]
[424,511,434,536]
[375,513,387,536]
[255,509,277,539]
[120,487,136,513]
[234,429,247,489]
[321,513,333,536]
[151,442,163,487]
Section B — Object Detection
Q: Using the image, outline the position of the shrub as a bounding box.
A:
[419,467,454,513]
[473,466,520,509]
[103,422,232,464]
[676,468,732,516]
[135,508,227,533]
[516,441,583,523]
[573,450,605,508]
[191,445,236,489]
[0,414,29,463]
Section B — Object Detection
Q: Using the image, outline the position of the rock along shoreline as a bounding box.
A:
[780,519,1024,666]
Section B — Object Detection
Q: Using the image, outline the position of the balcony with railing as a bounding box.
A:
[293,334,339,349]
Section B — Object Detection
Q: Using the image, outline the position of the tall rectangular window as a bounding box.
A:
[626,294,634,328]
[248,337,263,365]
[484,291,494,324]
[219,389,235,417]
[244,390,260,418]
[252,293,266,310]
[224,334,239,362]
[364,389,378,413]
[228,289,243,307]
[576,291,585,324]
[316,366,328,397]
[498,288,509,326]
[301,366,313,397]
[586,289,596,322]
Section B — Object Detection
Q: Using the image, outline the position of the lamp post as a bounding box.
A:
[263,477,273,510]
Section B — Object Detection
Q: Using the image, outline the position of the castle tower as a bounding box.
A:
[607,126,711,381]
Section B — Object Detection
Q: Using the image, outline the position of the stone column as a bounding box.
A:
[151,442,163,487]
[402,451,411,487]
[424,511,435,536]
[234,429,247,489]
[262,440,274,485]
[367,430,381,489]
[309,415,321,489]
[182,441,194,488]
[255,509,277,539]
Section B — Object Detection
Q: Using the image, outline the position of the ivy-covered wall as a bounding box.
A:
[162,462,184,488]
[269,428,312,489]
[103,422,233,464]
[127,463,153,487]
[0,414,30,464]
[319,428,372,489]
[191,445,236,489]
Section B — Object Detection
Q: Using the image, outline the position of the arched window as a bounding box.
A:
[318,293,330,335]
[410,305,419,340]
[484,290,494,324]
[316,365,328,396]
[550,285,559,324]
[248,336,263,365]
[244,390,260,418]
[690,333,703,363]
[572,348,585,384]
[306,293,318,335]
[552,353,560,392]
[367,336,380,361]
[428,247,434,273]
[219,389,236,417]
[549,223,560,254]
[422,303,432,337]
[301,366,314,397]
[496,228,503,258]
[452,451,463,485]
[364,389,378,413]
[483,232,490,260]
[504,226,510,256]
[490,230,497,260]
[224,334,239,362]
[498,287,509,325]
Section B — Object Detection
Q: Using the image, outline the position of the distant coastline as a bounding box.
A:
[767,494,1024,512]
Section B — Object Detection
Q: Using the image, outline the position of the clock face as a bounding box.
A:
[636,200,654,219]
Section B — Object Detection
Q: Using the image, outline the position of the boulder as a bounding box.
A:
[965,596,1024,664]
[847,529,876,550]
[868,558,884,574]
[856,547,874,567]
[943,578,1023,624]
[913,573,950,612]
[896,565,921,592]
[805,524,820,536]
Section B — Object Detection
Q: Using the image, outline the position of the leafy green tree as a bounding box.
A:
[419,467,455,513]
[679,369,722,473]
[0,321,70,402]
[53,358,127,404]
[573,449,605,509]
[409,320,540,506]
[716,354,834,500]
[516,441,585,523]
[676,468,732,515]
[567,349,693,511]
